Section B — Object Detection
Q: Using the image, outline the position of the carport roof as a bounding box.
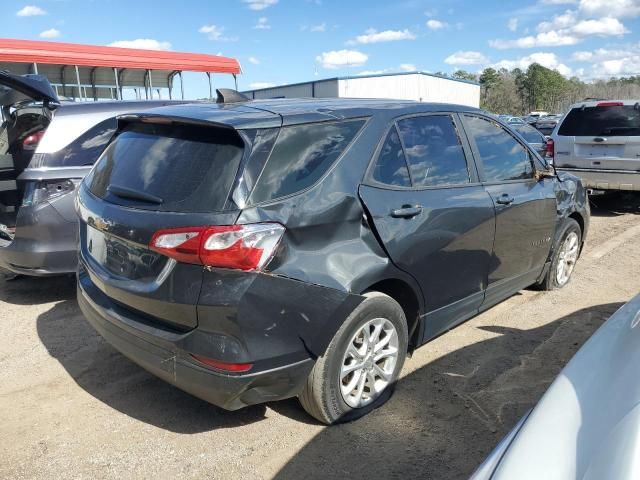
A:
[0,38,241,74]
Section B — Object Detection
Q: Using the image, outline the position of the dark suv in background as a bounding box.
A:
[77,93,589,424]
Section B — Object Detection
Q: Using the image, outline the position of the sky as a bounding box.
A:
[3,0,640,98]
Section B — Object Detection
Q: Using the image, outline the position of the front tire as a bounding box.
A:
[538,218,582,290]
[299,292,408,424]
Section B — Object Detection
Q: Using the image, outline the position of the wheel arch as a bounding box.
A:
[360,278,423,350]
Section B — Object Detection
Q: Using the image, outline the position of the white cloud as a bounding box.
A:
[248,56,260,65]
[426,19,447,30]
[249,82,276,89]
[242,0,278,10]
[310,22,326,32]
[445,50,490,65]
[316,49,368,69]
[579,0,640,18]
[571,44,640,77]
[198,25,237,42]
[491,0,635,50]
[490,17,627,48]
[507,18,519,32]
[108,39,172,50]
[16,5,46,16]
[347,28,416,45]
[39,28,60,39]
[254,17,270,29]
[400,63,417,71]
[493,52,572,76]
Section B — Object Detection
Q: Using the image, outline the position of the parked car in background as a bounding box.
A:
[534,114,562,136]
[497,115,525,125]
[510,122,548,157]
[0,71,182,275]
[471,293,640,480]
[524,111,549,125]
[77,93,589,424]
[549,100,640,191]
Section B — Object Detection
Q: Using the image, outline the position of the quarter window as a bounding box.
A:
[371,127,411,187]
[465,115,534,182]
[397,115,470,187]
[249,119,365,204]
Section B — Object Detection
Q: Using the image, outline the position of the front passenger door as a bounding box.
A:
[462,115,557,308]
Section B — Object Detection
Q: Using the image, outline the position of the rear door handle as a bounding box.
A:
[496,194,514,205]
[391,205,423,218]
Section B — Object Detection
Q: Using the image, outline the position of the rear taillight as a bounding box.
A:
[597,102,624,107]
[150,223,285,271]
[22,130,46,150]
[544,138,554,161]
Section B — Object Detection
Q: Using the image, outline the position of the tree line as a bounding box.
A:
[442,64,640,115]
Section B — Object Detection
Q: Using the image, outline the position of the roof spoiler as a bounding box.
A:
[115,113,236,131]
[216,88,250,104]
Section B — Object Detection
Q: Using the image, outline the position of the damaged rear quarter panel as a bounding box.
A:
[226,114,423,359]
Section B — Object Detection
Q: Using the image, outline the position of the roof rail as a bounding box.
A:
[216,88,250,104]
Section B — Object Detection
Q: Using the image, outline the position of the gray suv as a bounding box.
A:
[77,95,590,424]
[0,71,181,275]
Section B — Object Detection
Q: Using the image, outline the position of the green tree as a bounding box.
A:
[452,70,478,82]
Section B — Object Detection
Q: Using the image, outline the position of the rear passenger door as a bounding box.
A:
[461,114,557,307]
[359,113,496,342]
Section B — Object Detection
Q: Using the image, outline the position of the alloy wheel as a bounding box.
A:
[339,317,399,409]
[556,231,579,286]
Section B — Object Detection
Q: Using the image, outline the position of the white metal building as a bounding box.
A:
[243,71,480,108]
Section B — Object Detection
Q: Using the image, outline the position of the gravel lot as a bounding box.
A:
[1,193,639,480]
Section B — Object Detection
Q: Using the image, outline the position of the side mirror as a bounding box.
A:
[535,166,556,180]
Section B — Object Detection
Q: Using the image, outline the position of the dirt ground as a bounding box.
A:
[1,193,639,480]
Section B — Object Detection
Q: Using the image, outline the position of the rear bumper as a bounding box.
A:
[556,167,640,191]
[0,202,77,276]
[77,270,321,410]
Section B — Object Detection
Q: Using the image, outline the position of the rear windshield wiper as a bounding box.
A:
[107,184,163,204]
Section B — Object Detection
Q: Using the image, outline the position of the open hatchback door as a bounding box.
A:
[0,72,58,232]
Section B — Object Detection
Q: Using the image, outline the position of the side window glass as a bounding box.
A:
[371,127,411,187]
[465,115,534,182]
[397,115,469,187]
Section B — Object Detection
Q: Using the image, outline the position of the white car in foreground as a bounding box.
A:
[472,292,640,480]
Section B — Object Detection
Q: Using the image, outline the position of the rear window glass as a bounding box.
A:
[249,119,365,204]
[88,123,243,212]
[34,118,117,168]
[558,105,640,136]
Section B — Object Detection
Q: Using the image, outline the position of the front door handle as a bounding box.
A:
[391,205,423,218]
[496,194,515,205]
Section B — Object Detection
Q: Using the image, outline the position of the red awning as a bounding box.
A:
[0,38,241,74]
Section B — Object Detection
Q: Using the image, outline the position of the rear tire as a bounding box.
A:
[538,218,581,290]
[299,292,408,425]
